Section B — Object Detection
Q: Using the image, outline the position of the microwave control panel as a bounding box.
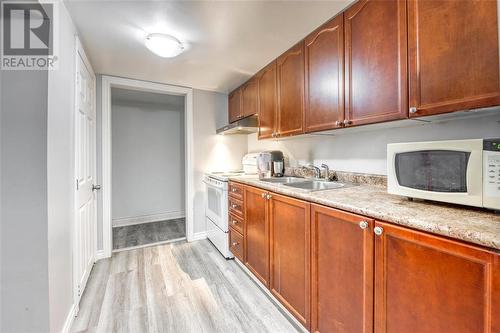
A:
[483,139,500,210]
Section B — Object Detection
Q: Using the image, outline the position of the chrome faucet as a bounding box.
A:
[308,164,321,179]
[321,164,330,181]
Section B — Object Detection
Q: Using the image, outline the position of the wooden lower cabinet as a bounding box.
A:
[232,185,500,333]
[244,186,270,286]
[374,221,499,333]
[310,204,374,333]
[269,193,310,329]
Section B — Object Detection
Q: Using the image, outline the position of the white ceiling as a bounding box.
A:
[65,0,354,93]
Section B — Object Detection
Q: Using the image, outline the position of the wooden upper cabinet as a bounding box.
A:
[311,205,374,333]
[269,193,310,329]
[408,0,500,117]
[277,41,305,137]
[244,186,270,286]
[241,77,259,118]
[374,221,499,333]
[228,88,242,123]
[305,14,344,133]
[258,61,278,140]
[344,0,408,126]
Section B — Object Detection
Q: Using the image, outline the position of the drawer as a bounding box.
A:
[229,182,244,200]
[229,227,244,261]
[229,213,244,235]
[229,197,244,217]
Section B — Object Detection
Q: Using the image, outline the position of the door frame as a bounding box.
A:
[73,36,97,312]
[100,75,194,258]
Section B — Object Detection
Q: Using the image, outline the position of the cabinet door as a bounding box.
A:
[374,221,499,333]
[345,0,408,126]
[258,61,278,140]
[244,186,269,286]
[305,14,344,133]
[269,193,310,328]
[311,205,374,333]
[228,89,242,123]
[277,41,305,137]
[241,77,258,118]
[408,0,500,117]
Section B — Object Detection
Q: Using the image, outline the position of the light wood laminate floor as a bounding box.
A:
[72,240,298,333]
[113,218,186,250]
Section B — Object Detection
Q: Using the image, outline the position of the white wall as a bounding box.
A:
[192,89,247,235]
[111,99,185,224]
[248,112,500,175]
[47,3,77,332]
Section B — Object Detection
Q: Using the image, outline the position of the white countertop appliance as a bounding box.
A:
[387,138,500,210]
[204,153,258,258]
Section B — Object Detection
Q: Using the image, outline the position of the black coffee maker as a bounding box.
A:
[257,151,285,178]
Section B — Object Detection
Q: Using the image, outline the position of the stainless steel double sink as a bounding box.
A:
[259,177,349,191]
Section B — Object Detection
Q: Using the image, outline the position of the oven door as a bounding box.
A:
[387,139,483,207]
[204,180,228,232]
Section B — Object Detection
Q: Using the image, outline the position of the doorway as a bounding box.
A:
[110,88,186,251]
[101,76,194,258]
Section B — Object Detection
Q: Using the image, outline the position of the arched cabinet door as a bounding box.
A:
[344,0,408,127]
[257,61,278,140]
[305,13,344,133]
[277,41,305,137]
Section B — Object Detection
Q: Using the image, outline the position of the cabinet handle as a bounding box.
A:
[343,119,352,126]
[266,194,272,199]
[232,241,239,246]
[231,204,237,209]
[409,107,418,114]
[261,193,266,198]
[374,226,384,236]
[359,221,369,229]
[335,120,342,127]
[232,188,237,192]
[232,220,238,225]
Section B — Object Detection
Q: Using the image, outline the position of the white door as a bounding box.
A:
[74,41,96,309]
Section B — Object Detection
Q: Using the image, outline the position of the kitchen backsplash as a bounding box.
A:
[285,166,387,187]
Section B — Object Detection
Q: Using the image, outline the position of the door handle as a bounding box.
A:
[92,184,101,191]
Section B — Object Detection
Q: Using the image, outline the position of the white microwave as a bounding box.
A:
[387,139,500,210]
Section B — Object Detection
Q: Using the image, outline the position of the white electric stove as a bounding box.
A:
[204,154,258,258]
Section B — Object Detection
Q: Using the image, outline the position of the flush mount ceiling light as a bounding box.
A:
[145,33,184,58]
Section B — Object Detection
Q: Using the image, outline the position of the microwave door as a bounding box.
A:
[388,141,483,208]
[394,150,470,193]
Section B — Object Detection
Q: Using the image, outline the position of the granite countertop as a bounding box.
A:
[229,176,500,252]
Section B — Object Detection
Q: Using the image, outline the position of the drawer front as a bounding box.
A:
[229,213,244,235]
[229,228,244,261]
[229,182,244,200]
[229,197,244,217]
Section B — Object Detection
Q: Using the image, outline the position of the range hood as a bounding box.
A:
[216,116,258,135]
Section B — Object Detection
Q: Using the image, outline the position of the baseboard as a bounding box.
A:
[189,231,207,242]
[61,302,77,333]
[112,237,187,253]
[112,211,185,227]
[94,249,107,261]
